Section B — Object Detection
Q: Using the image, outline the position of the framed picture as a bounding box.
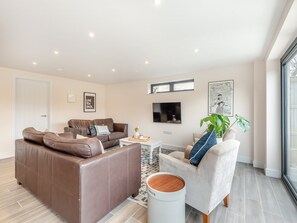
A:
[208,80,234,116]
[83,92,96,112]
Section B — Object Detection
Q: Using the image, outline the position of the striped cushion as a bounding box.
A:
[189,130,217,166]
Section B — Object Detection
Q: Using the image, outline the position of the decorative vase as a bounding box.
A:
[172,115,177,122]
[216,138,223,143]
[134,132,140,139]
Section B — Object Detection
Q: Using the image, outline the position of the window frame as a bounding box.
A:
[150,79,194,94]
[281,37,297,204]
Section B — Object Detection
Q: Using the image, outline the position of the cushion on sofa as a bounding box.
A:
[95,125,110,135]
[76,134,88,139]
[23,128,74,146]
[189,130,217,166]
[23,127,46,145]
[93,118,114,132]
[109,132,126,141]
[88,125,97,136]
[43,132,103,158]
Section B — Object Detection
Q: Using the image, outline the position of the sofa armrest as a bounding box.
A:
[184,145,193,159]
[113,123,128,136]
[64,127,88,137]
[78,143,141,222]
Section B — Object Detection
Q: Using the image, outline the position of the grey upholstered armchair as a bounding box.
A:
[159,129,239,223]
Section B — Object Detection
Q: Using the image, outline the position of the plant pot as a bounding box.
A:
[133,132,140,139]
[216,138,223,143]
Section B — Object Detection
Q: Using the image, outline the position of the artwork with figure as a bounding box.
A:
[84,92,96,112]
[208,80,234,116]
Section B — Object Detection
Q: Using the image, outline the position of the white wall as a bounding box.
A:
[253,61,266,169]
[265,60,282,178]
[106,63,254,163]
[0,66,105,159]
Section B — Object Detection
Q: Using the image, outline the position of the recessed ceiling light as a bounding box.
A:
[154,0,161,6]
[89,32,95,38]
[194,48,199,53]
[32,61,37,65]
[57,68,63,71]
[111,68,116,72]
[145,61,149,65]
[87,74,92,78]
[54,50,59,55]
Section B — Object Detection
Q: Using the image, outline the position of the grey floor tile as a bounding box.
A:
[229,176,245,216]
[110,199,131,215]
[210,204,227,223]
[245,199,265,223]
[256,176,282,216]
[186,211,203,223]
[263,211,284,223]
[245,169,261,202]
[97,213,113,223]
[132,206,147,223]
[270,178,297,223]
[225,211,244,223]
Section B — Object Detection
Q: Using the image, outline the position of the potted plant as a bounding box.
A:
[200,114,250,143]
[200,114,230,142]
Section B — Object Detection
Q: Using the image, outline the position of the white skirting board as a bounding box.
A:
[237,155,252,164]
[265,168,281,178]
[253,160,265,169]
[0,151,15,160]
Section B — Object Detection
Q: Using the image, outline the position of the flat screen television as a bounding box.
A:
[153,102,181,124]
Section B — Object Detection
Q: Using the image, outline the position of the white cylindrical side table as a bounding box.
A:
[146,172,186,223]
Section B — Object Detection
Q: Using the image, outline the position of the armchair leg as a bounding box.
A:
[202,213,210,223]
[224,194,229,207]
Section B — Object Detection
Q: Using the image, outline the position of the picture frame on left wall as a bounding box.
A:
[84,92,96,112]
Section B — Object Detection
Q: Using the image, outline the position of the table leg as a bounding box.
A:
[149,147,153,164]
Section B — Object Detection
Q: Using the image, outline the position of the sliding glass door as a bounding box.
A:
[281,38,297,203]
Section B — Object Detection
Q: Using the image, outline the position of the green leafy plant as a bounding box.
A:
[200,114,230,138]
[226,114,250,135]
[200,114,250,138]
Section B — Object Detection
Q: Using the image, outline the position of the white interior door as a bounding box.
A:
[15,78,50,139]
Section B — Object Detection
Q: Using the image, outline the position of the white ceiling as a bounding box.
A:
[0,0,288,84]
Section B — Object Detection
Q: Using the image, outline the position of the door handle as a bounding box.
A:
[40,115,47,117]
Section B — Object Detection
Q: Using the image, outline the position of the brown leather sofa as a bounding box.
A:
[64,118,128,149]
[15,128,141,223]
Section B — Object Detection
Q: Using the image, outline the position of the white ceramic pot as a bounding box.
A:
[133,132,140,139]
[216,138,223,143]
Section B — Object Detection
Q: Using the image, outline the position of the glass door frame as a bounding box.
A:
[281,37,297,204]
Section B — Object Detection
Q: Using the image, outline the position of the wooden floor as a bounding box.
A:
[0,158,296,223]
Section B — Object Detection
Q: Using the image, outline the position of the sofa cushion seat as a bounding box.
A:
[109,132,126,141]
[96,135,109,142]
[43,132,103,158]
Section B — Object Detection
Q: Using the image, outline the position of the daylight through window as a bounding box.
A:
[150,79,194,94]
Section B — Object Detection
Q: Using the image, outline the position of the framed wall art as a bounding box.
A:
[83,92,96,112]
[208,80,234,116]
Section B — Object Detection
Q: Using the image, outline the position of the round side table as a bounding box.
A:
[146,172,186,223]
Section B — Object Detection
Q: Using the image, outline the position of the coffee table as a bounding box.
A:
[119,137,162,164]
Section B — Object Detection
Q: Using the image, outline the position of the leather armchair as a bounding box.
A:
[159,130,239,223]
